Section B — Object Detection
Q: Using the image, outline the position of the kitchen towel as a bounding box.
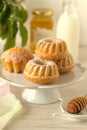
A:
[0,79,22,130]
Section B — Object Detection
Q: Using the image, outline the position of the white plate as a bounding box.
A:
[0,62,84,89]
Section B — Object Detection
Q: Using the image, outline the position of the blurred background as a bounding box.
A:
[25,0,87,46]
[24,0,87,61]
[0,0,87,61]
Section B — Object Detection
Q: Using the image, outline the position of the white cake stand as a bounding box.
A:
[0,62,85,104]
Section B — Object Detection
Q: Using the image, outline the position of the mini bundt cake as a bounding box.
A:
[56,53,75,73]
[24,59,59,84]
[35,38,69,60]
[1,47,33,73]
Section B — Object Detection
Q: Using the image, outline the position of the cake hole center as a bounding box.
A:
[34,60,44,65]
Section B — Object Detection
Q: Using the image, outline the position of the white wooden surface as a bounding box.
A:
[4,46,87,130]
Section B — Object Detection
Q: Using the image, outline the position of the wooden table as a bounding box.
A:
[4,45,87,130]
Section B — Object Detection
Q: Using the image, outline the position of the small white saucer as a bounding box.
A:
[53,98,87,121]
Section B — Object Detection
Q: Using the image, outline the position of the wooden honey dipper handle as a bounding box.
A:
[67,96,87,114]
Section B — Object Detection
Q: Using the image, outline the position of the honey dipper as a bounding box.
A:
[67,96,87,114]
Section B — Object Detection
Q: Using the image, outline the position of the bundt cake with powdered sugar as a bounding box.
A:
[23,58,59,84]
[56,53,75,73]
[35,38,69,60]
[1,47,33,73]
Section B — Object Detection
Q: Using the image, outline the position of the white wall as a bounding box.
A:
[77,0,87,45]
[26,0,87,46]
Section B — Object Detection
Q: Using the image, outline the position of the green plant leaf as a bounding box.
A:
[0,1,28,51]
[0,23,8,39]
[7,19,18,38]
[14,5,28,23]
[19,22,28,46]
[3,37,15,51]
[20,7,28,23]
[1,4,12,23]
[0,1,4,11]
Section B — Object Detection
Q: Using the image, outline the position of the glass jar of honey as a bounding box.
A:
[29,8,53,53]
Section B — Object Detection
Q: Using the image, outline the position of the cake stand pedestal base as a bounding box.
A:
[22,88,61,104]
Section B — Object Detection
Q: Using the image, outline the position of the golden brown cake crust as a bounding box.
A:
[35,38,69,60]
[24,74,58,84]
[1,47,33,63]
[23,59,59,84]
[1,47,33,73]
[56,53,75,73]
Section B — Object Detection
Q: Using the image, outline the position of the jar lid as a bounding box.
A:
[32,8,53,16]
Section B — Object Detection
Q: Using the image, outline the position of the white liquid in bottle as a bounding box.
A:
[56,1,80,62]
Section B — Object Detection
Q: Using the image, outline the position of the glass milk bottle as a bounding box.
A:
[56,0,80,62]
